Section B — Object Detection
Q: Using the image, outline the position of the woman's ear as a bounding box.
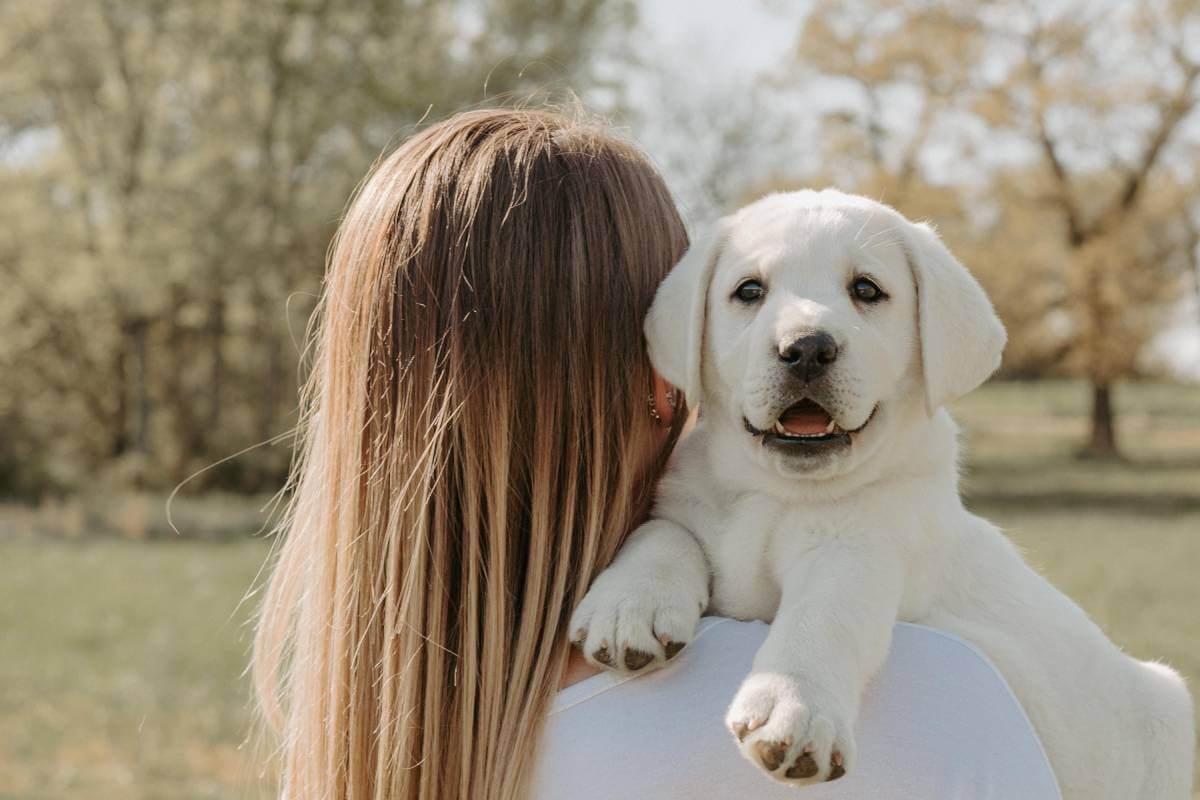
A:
[644,220,729,402]
[903,221,1007,414]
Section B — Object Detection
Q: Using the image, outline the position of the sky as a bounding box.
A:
[614,2,814,224]
[639,0,802,74]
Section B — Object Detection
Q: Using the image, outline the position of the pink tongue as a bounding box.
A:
[779,404,832,435]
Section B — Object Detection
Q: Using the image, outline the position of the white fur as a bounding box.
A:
[570,190,1195,797]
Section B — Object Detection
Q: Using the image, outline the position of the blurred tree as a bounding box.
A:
[979,0,1199,456]
[784,0,1200,457]
[0,0,634,496]
[789,0,988,204]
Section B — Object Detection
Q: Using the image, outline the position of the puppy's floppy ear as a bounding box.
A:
[644,220,729,402]
[903,221,1006,414]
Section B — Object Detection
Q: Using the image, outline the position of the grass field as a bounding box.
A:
[0,539,272,800]
[1,379,1197,799]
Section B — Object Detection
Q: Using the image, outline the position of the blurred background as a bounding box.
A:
[1,0,1198,797]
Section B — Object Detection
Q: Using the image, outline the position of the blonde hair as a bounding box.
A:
[253,108,689,800]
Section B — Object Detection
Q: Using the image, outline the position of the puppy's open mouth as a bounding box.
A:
[774,399,844,439]
[743,400,877,453]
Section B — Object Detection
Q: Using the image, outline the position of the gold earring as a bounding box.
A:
[648,386,679,427]
[647,391,665,425]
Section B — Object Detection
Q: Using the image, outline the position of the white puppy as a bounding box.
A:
[569,190,1194,798]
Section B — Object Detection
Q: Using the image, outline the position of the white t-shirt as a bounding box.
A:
[531,618,1060,799]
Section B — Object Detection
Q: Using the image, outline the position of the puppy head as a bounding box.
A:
[645,189,1005,481]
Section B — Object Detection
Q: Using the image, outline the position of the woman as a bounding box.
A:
[253,108,1060,799]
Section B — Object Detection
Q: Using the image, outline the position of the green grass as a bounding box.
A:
[0,378,1197,798]
[0,539,273,800]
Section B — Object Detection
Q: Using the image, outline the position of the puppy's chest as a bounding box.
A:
[694,497,857,621]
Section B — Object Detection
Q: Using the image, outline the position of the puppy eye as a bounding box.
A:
[733,279,765,303]
[850,277,887,304]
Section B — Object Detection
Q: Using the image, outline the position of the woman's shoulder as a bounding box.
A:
[532,618,1061,799]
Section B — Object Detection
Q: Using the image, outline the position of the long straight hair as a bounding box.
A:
[253,108,689,800]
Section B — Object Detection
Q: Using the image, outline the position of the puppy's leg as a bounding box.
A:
[569,519,708,673]
[727,542,901,785]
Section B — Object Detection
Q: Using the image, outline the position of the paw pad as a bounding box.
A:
[753,740,789,772]
[785,752,818,779]
[623,648,655,671]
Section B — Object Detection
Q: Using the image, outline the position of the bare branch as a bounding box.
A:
[1108,60,1199,219]
[1034,111,1087,246]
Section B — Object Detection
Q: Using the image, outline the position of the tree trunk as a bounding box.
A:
[131,318,150,457]
[1085,381,1118,458]
[204,288,225,437]
[111,336,129,458]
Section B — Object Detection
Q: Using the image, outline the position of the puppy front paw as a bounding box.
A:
[568,563,704,674]
[726,672,855,785]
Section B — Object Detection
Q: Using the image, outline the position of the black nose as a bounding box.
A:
[780,331,839,382]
